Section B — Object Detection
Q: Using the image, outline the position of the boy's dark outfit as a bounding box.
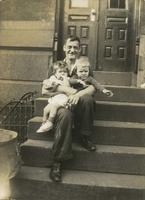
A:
[70,75,105,92]
[46,63,104,182]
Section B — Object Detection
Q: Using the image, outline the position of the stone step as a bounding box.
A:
[35,99,145,122]
[95,101,145,122]
[95,86,145,103]
[21,139,145,175]
[36,85,145,105]
[93,71,133,86]
[28,117,145,147]
[11,166,145,200]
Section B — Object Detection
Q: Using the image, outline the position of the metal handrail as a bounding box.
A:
[0,91,37,124]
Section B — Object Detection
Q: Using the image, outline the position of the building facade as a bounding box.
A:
[0,0,145,106]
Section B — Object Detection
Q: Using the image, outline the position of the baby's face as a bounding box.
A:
[76,65,89,80]
[55,68,68,79]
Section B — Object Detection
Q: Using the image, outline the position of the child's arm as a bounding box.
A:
[61,75,71,87]
[69,78,87,87]
[85,77,113,97]
[42,82,78,96]
[42,78,62,95]
[43,79,53,90]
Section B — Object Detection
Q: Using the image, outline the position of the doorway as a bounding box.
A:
[57,0,138,72]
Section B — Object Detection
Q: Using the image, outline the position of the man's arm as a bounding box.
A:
[68,85,95,105]
[42,82,77,96]
[76,85,95,96]
[56,85,77,95]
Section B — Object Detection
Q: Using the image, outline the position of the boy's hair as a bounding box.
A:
[53,61,68,74]
[65,36,81,46]
[75,56,90,69]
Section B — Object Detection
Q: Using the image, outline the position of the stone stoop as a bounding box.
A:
[10,166,145,200]
[11,86,145,199]
[20,139,145,175]
[93,71,133,86]
[28,117,145,147]
[35,99,145,123]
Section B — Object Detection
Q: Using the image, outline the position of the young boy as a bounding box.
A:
[37,58,113,133]
[70,56,113,97]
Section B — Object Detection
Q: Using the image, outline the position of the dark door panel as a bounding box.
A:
[61,0,137,72]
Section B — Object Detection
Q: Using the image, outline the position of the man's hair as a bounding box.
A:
[65,36,81,46]
[53,61,68,74]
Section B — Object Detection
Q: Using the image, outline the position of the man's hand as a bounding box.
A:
[57,85,77,95]
[68,94,80,105]
[102,89,113,97]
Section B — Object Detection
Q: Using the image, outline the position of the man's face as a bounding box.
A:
[76,65,89,80]
[63,39,80,60]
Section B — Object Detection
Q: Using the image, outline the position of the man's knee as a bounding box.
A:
[57,108,73,121]
[79,95,94,104]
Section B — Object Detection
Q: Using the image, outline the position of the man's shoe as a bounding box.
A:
[81,136,96,152]
[49,162,62,182]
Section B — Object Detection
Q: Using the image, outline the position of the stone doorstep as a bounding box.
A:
[20,139,145,175]
[27,117,145,147]
[10,166,145,200]
[35,85,145,104]
[34,99,145,123]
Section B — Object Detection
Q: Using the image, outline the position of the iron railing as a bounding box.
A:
[0,92,37,143]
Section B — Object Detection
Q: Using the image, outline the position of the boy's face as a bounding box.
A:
[55,68,68,79]
[76,65,89,80]
[63,39,80,61]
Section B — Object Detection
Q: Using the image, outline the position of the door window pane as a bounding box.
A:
[110,0,118,8]
[109,0,126,9]
[119,0,125,8]
[70,0,89,8]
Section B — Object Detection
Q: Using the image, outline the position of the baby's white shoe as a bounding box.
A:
[36,121,53,133]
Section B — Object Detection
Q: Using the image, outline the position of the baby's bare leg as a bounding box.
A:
[37,99,66,133]
[45,94,68,123]
[43,104,51,122]
[48,103,62,122]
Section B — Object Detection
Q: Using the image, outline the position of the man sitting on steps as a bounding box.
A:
[42,36,101,182]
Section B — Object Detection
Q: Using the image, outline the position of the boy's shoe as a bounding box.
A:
[36,121,53,133]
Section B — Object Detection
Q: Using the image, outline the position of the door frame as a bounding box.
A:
[55,0,141,73]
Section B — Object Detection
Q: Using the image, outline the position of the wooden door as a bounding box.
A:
[97,0,136,71]
[62,0,99,69]
[60,0,137,72]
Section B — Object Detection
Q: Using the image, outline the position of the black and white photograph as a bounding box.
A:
[0,0,145,199]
